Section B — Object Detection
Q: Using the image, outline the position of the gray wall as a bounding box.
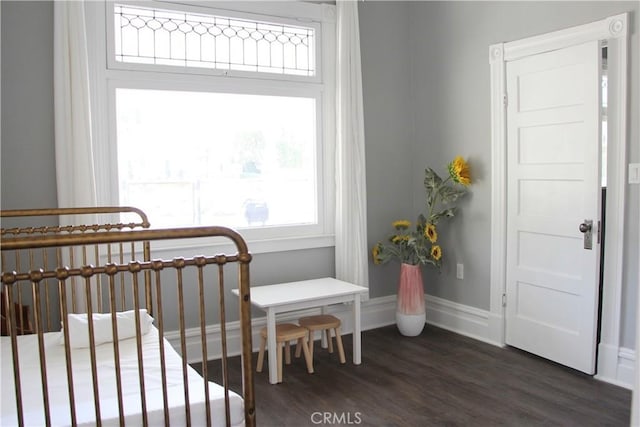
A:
[360,3,415,299]
[1,1,637,347]
[409,0,639,349]
[359,1,638,347]
[1,1,57,214]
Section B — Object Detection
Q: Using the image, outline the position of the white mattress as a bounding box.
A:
[0,326,244,427]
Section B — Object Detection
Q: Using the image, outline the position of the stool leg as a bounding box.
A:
[335,326,346,364]
[308,330,315,356]
[295,340,302,358]
[277,342,283,383]
[256,335,266,372]
[298,336,313,366]
[285,340,292,365]
[326,329,334,353]
[301,336,314,374]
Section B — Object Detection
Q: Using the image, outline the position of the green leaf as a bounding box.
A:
[438,185,467,204]
[430,208,457,224]
[424,168,442,193]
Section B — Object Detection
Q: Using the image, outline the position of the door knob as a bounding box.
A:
[579,222,592,233]
[579,219,593,250]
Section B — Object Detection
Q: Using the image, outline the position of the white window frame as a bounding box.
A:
[85,1,336,254]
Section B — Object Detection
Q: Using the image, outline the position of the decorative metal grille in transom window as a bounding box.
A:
[113,4,316,76]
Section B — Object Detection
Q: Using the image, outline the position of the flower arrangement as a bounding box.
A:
[372,156,471,268]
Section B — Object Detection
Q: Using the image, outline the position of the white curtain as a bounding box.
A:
[54,2,97,313]
[335,1,369,289]
[54,1,97,215]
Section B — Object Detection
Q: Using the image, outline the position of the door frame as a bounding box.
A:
[488,13,629,382]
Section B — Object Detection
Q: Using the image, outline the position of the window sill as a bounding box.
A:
[145,233,335,257]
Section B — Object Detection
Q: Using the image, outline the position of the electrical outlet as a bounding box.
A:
[629,163,640,184]
[456,263,464,280]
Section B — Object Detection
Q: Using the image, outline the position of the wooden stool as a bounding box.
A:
[295,314,346,364]
[256,323,314,382]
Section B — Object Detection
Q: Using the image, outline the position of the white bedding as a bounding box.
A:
[0,326,244,427]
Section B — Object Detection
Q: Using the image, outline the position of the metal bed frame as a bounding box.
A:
[1,207,256,427]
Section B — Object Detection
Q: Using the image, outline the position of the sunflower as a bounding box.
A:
[372,244,382,265]
[425,223,438,243]
[373,157,472,268]
[448,156,471,186]
[430,245,442,261]
[391,235,409,244]
[392,220,411,230]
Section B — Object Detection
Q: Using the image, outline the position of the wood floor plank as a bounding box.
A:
[194,325,631,426]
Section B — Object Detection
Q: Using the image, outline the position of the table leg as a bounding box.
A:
[267,309,278,384]
[353,294,361,365]
[320,305,328,348]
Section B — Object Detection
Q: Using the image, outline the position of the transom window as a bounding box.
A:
[113,4,316,76]
[86,1,335,251]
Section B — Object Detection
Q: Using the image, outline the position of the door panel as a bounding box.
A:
[505,41,601,374]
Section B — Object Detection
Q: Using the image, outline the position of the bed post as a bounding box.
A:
[143,241,153,316]
[238,256,256,427]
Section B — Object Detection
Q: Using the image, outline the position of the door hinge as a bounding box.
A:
[502,293,507,307]
[597,220,601,244]
[503,94,508,107]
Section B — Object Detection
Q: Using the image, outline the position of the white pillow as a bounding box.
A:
[59,309,154,349]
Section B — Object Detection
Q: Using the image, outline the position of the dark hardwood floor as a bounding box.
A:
[195,325,631,426]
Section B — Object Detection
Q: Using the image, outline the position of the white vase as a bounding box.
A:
[396,312,426,337]
[395,263,426,336]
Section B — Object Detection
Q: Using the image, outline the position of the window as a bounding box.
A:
[86,1,336,251]
[115,89,317,229]
[113,4,316,76]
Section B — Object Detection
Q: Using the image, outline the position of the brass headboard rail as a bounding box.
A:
[1,226,244,252]
[1,206,150,236]
[1,206,153,327]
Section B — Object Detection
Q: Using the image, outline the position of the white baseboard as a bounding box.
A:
[616,348,636,389]
[166,293,500,364]
[165,295,398,364]
[596,343,636,390]
[166,293,634,390]
[424,294,499,346]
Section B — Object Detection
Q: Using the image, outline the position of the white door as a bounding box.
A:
[505,40,601,374]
